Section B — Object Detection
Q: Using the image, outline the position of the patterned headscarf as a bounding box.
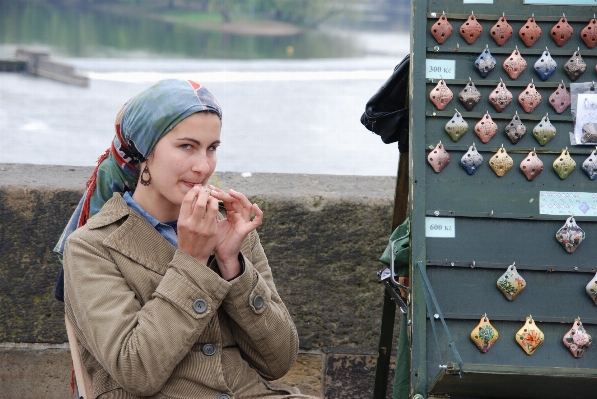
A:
[54,79,221,301]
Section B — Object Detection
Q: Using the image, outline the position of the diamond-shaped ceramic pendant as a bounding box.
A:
[518,80,542,113]
[582,147,597,180]
[430,79,453,110]
[503,47,527,80]
[585,272,597,305]
[474,112,498,143]
[460,12,483,44]
[582,123,597,144]
[497,263,526,301]
[563,318,592,358]
[489,79,513,113]
[427,141,450,173]
[516,316,544,355]
[564,49,587,82]
[474,45,497,78]
[505,112,526,144]
[549,81,571,114]
[431,11,453,44]
[553,147,576,180]
[551,15,574,46]
[445,109,468,142]
[533,113,556,146]
[490,14,513,46]
[534,49,557,81]
[581,17,597,48]
[471,315,499,353]
[556,216,585,253]
[520,149,544,181]
[459,78,482,111]
[489,145,513,177]
[461,142,483,175]
[519,16,542,47]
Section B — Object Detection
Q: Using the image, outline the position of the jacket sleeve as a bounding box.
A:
[220,230,299,380]
[63,234,232,396]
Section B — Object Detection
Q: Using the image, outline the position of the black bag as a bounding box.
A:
[360,54,410,152]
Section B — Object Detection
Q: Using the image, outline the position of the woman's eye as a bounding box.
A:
[208,145,218,151]
[181,144,193,150]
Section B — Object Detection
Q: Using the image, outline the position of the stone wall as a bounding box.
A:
[0,164,401,398]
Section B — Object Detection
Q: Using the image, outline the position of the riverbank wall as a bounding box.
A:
[0,164,400,398]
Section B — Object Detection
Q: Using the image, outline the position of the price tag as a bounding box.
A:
[540,191,597,216]
[426,59,455,80]
[425,217,456,238]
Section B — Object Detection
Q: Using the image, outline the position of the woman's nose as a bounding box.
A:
[192,155,211,174]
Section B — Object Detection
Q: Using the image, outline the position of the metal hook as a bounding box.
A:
[531,13,534,19]
[454,42,460,51]
[515,45,519,53]
[562,13,566,19]
[485,43,489,51]
[515,111,519,119]
[531,78,534,86]
[471,10,474,16]
[468,77,472,83]
[442,10,446,16]
[533,147,536,153]
[502,12,505,18]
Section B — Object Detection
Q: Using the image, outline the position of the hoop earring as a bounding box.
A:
[140,164,152,186]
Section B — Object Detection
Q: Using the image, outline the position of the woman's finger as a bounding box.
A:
[180,185,203,220]
[202,196,219,227]
[250,203,263,228]
[189,185,211,224]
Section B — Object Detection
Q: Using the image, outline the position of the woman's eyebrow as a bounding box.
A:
[177,138,221,146]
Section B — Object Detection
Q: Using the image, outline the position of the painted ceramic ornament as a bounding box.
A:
[490,14,513,46]
[549,81,571,114]
[585,272,597,305]
[427,141,450,173]
[489,79,513,113]
[471,315,499,353]
[534,48,557,81]
[532,113,556,146]
[551,15,574,46]
[474,45,497,78]
[458,78,482,111]
[503,47,527,80]
[556,216,585,253]
[519,15,542,47]
[516,315,545,355]
[474,112,498,143]
[520,149,544,181]
[445,109,469,142]
[582,147,597,180]
[430,79,453,110]
[553,147,576,180]
[518,80,542,113]
[460,142,483,175]
[460,12,483,44]
[489,145,513,177]
[563,318,592,358]
[581,17,597,49]
[504,112,526,144]
[564,49,587,81]
[430,11,453,44]
[581,123,597,144]
[497,262,526,301]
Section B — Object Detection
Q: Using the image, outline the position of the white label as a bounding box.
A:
[574,94,597,145]
[426,59,455,80]
[463,0,493,3]
[540,191,597,216]
[525,0,595,4]
[425,217,456,238]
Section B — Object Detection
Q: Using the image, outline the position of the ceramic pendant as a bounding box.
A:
[549,81,571,114]
[430,79,453,110]
[431,12,453,44]
[563,318,592,358]
[490,14,513,46]
[497,263,526,301]
[489,145,513,177]
[471,315,499,353]
[489,80,513,113]
[581,123,597,144]
[534,49,557,81]
[519,16,542,47]
[520,149,544,181]
[427,141,450,173]
[516,316,544,355]
[458,78,482,111]
[518,81,542,113]
[551,15,574,46]
[553,147,576,180]
[581,17,597,48]
[474,45,497,78]
[556,215,585,253]
[445,110,469,142]
[532,113,556,146]
[461,142,483,175]
[505,112,527,144]
[474,112,498,143]
[582,148,597,180]
[585,272,597,305]
[460,12,483,44]
[564,49,587,82]
[503,47,527,80]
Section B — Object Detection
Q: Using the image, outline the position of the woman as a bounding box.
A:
[56,79,314,398]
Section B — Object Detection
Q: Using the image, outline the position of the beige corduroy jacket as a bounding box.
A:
[64,194,311,399]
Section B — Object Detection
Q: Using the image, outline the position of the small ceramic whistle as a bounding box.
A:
[497,262,526,301]
[430,11,453,44]
[548,81,571,114]
[490,14,513,46]
[460,143,483,175]
[520,149,544,181]
[553,147,576,180]
[556,216,585,253]
[489,79,512,112]
[503,47,527,80]
[427,141,450,173]
[581,16,597,48]
[534,48,557,81]
[563,318,592,358]
[489,145,513,177]
[474,45,497,78]
[460,12,483,44]
[474,112,498,143]
[505,112,527,144]
[519,15,542,47]
[471,315,499,353]
[581,123,597,144]
[586,272,597,305]
[564,49,587,81]
[582,147,597,180]
[532,113,556,146]
[430,79,453,110]
[550,14,574,46]
[458,78,482,111]
[519,80,542,113]
[516,316,544,355]
[445,109,468,142]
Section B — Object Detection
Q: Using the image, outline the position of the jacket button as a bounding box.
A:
[202,343,216,356]
[193,299,207,314]
[217,395,231,399]
[253,294,264,310]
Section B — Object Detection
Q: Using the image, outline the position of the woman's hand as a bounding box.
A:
[177,185,220,265]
